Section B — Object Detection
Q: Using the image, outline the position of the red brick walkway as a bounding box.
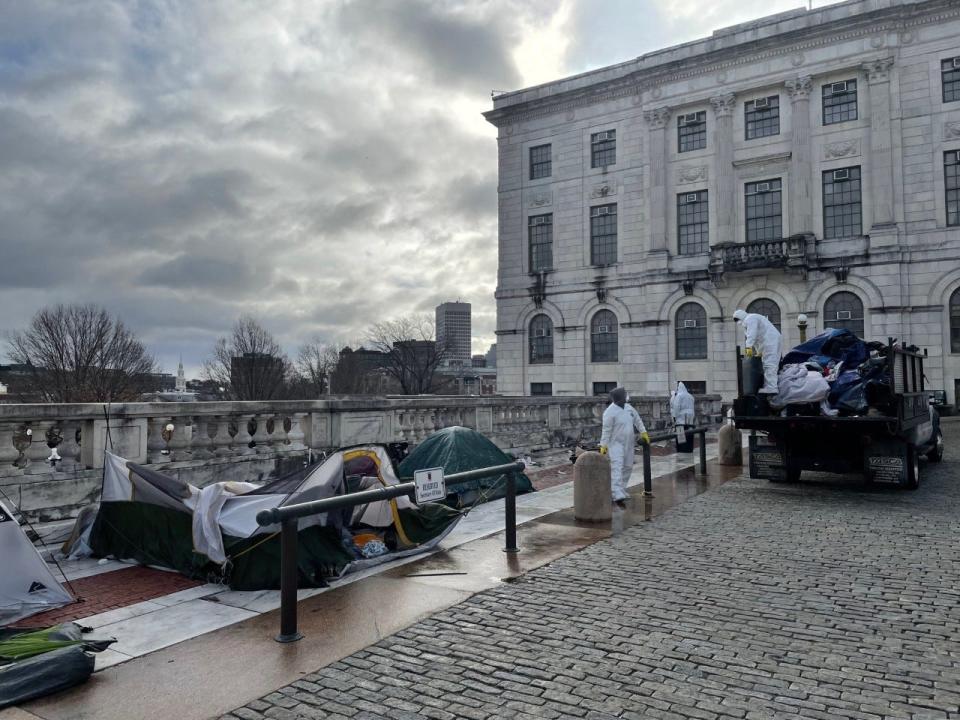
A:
[14,566,202,627]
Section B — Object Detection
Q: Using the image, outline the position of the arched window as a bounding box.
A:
[676,303,707,359]
[951,289,960,353]
[529,314,553,364]
[824,291,864,337]
[591,310,618,362]
[747,298,782,332]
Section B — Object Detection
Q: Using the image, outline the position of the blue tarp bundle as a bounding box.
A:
[782,329,870,370]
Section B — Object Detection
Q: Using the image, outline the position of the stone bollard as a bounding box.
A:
[718,410,742,466]
[574,451,612,522]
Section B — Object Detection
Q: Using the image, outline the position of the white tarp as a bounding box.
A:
[0,501,73,626]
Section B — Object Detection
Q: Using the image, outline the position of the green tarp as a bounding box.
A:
[399,426,535,509]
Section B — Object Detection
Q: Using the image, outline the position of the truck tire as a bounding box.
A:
[786,467,801,483]
[927,429,944,463]
[905,445,920,490]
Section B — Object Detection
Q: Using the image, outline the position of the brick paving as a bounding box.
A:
[13,566,202,627]
[222,425,960,720]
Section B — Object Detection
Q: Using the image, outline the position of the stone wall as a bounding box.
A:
[0,394,722,522]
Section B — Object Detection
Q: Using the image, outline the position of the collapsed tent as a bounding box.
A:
[68,446,462,590]
[0,623,115,709]
[398,426,535,508]
[0,501,73,626]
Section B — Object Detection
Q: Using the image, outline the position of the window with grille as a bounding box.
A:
[946,151,960,227]
[528,214,553,272]
[530,144,552,180]
[677,191,709,255]
[529,314,554,364]
[824,291,864,337]
[745,179,782,241]
[746,298,782,332]
[591,130,616,168]
[822,166,862,239]
[593,381,617,396]
[745,96,780,140]
[942,57,960,103]
[590,204,617,265]
[676,303,707,360]
[822,79,858,125]
[591,310,618,362]
[678,111,707,152]
[679,381,706,395]
[530,382,553,396]
[951,289,960,353]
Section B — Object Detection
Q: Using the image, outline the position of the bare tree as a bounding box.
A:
[367,315,447,395]
[292,337,341,397]
[204,316,291,400]
[5,304,157,402]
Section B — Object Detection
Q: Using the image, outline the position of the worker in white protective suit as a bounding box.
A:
[599,387,649,505]
[670,382,696,426]
[733,309,783,394]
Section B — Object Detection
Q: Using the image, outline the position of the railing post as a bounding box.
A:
[642,442,653,496]
[503,471,519,553]
[275,519,303,643]
[698,429,707,474]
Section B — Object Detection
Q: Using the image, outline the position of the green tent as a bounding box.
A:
[399,426,535,509]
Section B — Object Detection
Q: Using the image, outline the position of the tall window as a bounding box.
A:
[824,292,864,337]
[942,57,960,103]
[529,315,553,364]
[591,130,616,168]
[680,381,707,395]
[676,303,707,360]
[530,144,551,180]
[678,190,709,255]
[951,289,960,353]
[528,214,553,272]
[590,204,617,265]
[745,96,780,140]
[530,382,552,396]
[593,381,617,396]
[822,79,858,125]
[591,310,618,362]
[746,298,782,332]
[822,166,862,239]
[946,151,960,227]
[678,111,707,152]
[745,179,782,242]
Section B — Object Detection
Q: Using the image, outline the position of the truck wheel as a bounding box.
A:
[905,446,920,490]
[927,429,944,463]
[786,467,801,483]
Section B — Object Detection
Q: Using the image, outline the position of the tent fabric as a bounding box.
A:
[80,445,462,590]
[398,426,535,509]
[0,501,73,627]
[768,364,831,409]
[781,329,870,369]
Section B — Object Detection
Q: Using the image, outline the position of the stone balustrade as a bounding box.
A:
[0,394,721,522]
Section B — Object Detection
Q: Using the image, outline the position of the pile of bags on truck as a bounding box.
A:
[768,329,893,416]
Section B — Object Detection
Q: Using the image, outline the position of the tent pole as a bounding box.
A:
[275,519,303,643]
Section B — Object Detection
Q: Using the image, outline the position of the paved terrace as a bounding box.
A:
[212,422,960,720]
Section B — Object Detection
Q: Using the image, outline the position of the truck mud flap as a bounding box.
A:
[864,445,908,485]
[749,435,786,481]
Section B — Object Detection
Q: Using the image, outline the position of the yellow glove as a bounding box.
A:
[745,347,754,358]
[599,445,608,455]
[641,432,650,444]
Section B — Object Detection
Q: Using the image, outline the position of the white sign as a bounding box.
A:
[414,467,446,504]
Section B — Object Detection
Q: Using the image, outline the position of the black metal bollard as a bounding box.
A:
[503,471,519,553]
[276,519,303,643]
[642,441,653,496]
[698,430,708,474]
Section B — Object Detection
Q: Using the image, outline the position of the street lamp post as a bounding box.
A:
[797,313,808,343]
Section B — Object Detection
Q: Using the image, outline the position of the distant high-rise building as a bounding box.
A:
[435,301,471,365]
[485,343,497,368]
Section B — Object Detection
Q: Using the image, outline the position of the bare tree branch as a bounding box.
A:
[366,315,447,395]
[292,337,341,397]
[203,315,291,400]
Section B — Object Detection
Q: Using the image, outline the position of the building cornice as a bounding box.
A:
[483,0,959,128]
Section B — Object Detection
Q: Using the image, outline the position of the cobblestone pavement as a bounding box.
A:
[223,424,960,720]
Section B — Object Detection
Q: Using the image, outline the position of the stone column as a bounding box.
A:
[710,93,737,243]
[785,76,813,235]
[643,106,672,256]
[863,57,897,245]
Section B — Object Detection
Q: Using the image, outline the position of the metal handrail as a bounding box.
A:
[259,460,526,643]
[640,426,709,495]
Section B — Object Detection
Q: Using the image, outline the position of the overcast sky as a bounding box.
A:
[1,0,829,377]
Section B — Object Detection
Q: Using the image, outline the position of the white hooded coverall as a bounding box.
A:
[738,311,783,394]
[600,402,647,501]
[670,382,696,426]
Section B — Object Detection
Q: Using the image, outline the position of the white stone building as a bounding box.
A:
[484,0,960,405]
